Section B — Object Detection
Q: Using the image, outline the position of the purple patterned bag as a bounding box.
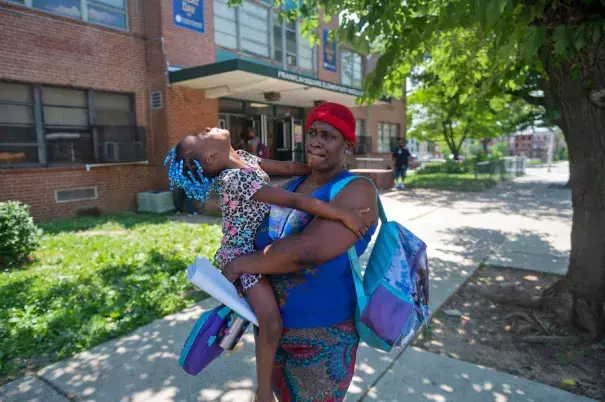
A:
[179,304,244,375]
[330,176,430,352]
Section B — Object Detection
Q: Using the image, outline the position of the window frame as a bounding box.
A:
[2,0,129,31]
[214,0,317,72]
[214,0,238,50]
[377,122,400,153]
[0,81,141,167]
[239,0,271,58]
[340,49,363,88]
[0,82,42,165]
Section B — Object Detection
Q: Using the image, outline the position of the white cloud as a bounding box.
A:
[47,5,81,18]
[88,7,120,25]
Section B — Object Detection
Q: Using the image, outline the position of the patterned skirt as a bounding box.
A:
[271,320,359,402]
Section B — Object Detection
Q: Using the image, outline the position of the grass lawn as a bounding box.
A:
[405,173,505,191]
[0,213,221,384]
[526,159,543,166]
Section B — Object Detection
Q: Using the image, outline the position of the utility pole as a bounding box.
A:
[547,131,554,172]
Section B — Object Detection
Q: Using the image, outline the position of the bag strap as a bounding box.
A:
[217,305,232,319]
[329,175,387,310]
[329,175,387,223]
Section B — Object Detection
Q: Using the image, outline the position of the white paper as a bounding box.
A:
[187,257,259,326]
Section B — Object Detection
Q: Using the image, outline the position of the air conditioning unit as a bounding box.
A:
[103,142,144,162]
[137,191,174,214]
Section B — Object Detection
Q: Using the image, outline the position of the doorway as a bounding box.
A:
[218,99,304,162]
[274,118,304,162]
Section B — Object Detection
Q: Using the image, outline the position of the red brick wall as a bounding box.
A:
[154,86,219,189]
[160,0,216,67]
[370,99,407,147]
[0,1,160,220]
[0,165,155,220]
[347,99,407,154]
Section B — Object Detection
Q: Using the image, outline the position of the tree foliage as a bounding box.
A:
[289,0,604,113]
[406,29,543,159]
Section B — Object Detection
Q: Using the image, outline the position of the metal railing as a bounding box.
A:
[475,157,525,181]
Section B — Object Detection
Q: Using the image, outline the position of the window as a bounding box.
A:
[272,11,283,62]
[298,27,313,70]
[0,82,38,164]
[354,119,371,154]
[355,119,364,141]
[377,122,400,153]
[24,0,128,29]
[42,86,92,163]
[213,0,315,70]
[240,1,269,57]
[88,0,127,29]
[341,50,363,88]
[214,0,238,49]
[93,91,133,125]
[285,19,297,66]
[0,81,143,165]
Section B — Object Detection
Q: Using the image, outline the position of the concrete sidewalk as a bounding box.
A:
[3,164,590,402]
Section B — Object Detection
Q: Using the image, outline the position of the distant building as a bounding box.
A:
[510,130,562,161]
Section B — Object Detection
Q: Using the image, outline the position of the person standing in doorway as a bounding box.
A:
[247,127,261,156]
[248,127,269,159]
[393,139,411,189]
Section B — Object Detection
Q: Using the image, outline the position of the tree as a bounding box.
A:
[295,0,605,340]
[407,30,542,160]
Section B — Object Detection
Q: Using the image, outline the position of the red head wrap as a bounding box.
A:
[305,102,357,144]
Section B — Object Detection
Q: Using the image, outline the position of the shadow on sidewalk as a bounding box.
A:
[383,178,571,222]
[37,299,259,402]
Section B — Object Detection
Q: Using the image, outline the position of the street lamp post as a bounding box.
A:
[547,131,554,172]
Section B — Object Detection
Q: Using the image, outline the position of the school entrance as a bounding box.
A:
[168,59,384,162]
[217,99,305,162]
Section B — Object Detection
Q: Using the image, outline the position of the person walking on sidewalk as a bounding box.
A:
[392,139,411,189]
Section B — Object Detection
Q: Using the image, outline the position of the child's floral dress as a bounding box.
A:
[214,150,270,290]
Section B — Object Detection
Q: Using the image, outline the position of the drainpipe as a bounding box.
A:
[146,36,170,86]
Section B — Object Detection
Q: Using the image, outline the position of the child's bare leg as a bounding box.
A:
[244,277,282,402]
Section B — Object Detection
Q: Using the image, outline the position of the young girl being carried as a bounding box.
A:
[165,127,369,402]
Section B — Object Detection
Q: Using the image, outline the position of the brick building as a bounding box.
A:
[510,131,558,161]
[0,0,406,220]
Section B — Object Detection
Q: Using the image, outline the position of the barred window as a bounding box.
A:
[0,81,144,165]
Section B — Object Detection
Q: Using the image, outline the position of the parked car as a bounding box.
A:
[409,154,421,170]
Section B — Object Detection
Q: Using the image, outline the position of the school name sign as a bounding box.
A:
[276,71,363,97]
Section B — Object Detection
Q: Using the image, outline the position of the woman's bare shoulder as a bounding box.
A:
[335,176,376,201]
[331,176,379,220]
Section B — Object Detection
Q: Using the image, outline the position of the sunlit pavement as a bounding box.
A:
[2,163,593,401]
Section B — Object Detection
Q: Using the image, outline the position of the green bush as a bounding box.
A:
[557,146,568,161]
[491,142,508,159]
[0,201,42,268]
[417,160,473,175]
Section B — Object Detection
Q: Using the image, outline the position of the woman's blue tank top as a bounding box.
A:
[255,170,376,328]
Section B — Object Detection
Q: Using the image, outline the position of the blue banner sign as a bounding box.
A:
[323,29,337,72]
[174,0,205,34]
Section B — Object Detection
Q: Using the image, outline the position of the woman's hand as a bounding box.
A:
[222,260,242,283]
[340,208,370,238]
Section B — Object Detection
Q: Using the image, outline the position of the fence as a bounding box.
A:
[475,156,525,181]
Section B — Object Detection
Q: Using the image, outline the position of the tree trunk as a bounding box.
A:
[539,37,605,337]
